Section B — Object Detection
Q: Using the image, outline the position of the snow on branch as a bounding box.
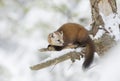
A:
[30,48,84,70]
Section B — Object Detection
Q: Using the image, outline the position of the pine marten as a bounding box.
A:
[47,23,95,69]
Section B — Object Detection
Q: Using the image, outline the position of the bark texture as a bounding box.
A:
[108,0,117,13]
[90,0,104,36]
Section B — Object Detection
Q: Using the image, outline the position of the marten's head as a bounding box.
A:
[48,31,64,46]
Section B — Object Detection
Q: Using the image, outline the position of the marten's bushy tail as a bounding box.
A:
[82,36,95,69]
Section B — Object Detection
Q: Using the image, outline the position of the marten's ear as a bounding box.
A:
[60,31,63,36]
[53,33,56,37]
[49,33,54,38]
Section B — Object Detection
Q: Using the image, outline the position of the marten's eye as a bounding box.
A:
[57,40,60,42]
[57,40,61,43]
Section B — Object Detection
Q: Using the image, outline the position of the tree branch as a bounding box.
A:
[30,48,84,70]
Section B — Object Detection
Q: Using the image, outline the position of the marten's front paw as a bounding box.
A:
[39,48,49,52]
[48,46,56,51]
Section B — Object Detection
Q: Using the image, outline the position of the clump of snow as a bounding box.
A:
[103,13,120,40]
[94,29,105,39]
[94,13,120,40]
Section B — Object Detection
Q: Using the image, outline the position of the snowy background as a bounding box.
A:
[0,0,120,81]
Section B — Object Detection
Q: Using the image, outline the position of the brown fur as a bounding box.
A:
[57,23,89,45]
[48,23,95,69]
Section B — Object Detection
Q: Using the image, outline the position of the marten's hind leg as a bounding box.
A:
[73,41,87,47]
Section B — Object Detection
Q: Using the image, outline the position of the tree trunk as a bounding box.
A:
[90,0,118,36]
[90,0,119,55]
[99,0,117,16]
[90,0,105,36]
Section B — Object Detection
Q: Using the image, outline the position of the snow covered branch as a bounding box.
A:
[30,48,84,70]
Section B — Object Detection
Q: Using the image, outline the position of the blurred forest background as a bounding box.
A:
[0,0,120,81]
